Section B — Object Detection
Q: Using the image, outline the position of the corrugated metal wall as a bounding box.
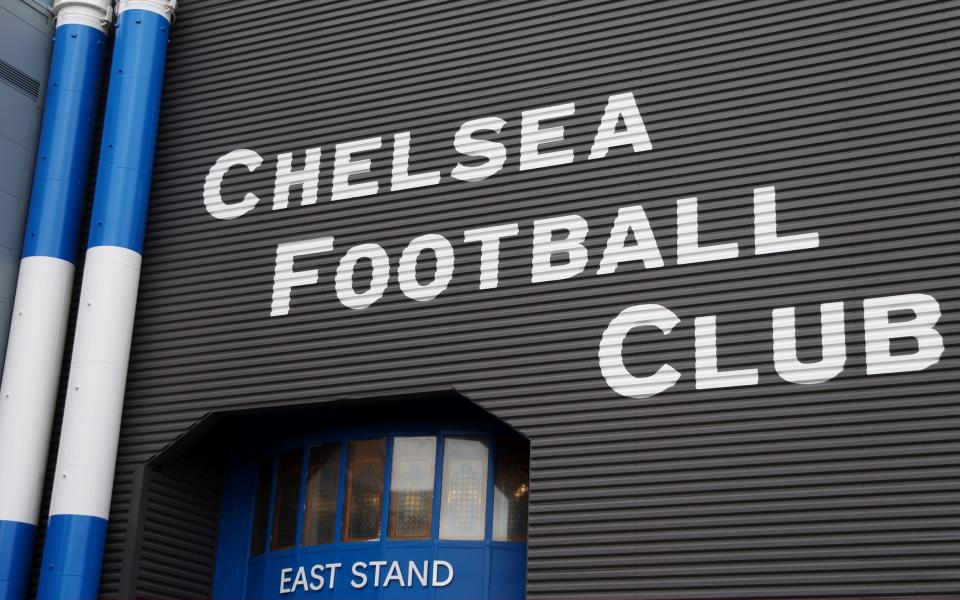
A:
[79,0,960,596]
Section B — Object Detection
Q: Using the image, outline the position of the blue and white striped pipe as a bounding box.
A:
[36,2,175,598]
[0,2,112,598]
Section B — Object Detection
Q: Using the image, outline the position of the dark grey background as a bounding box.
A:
[33,0,960,597]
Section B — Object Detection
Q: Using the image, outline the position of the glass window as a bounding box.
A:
[439,437,489,540]
[250,458,273,556]
[302,443,341,546]
[342,438,386,542]
[388,437,436,540]
[270,450,303,550]
[493,438,530,542]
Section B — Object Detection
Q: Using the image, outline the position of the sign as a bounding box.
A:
[198,89,945,400]
[278,560,453,594]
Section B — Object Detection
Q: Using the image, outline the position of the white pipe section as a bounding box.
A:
[49,246,142,519]
[0,257,74,524]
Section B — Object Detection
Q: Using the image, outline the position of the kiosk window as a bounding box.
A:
[250,458,273,556]
[302,443,341,546]
[493,438,530,542]
[388,436,436,540]
[342,438,386,542]
[271,450,303,550]
[439,437,489,540]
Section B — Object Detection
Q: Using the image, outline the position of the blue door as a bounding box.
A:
[213,426,529,599]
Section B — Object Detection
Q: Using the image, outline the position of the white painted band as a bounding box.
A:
[0,257,74,525]
[48,246,142,519]
[53,0,113,34]
[117,0,176,21]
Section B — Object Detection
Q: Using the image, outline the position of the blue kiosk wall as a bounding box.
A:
[213,423,529,600]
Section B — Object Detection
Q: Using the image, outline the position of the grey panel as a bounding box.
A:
[0,0,51,372]
[90,0,960,597]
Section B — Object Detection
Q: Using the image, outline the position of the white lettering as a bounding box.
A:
[676,197,738,264]
[204,148,263,220]
[383,561,405,587]
[531,215,588,283]
[520,103,576,170]
[408,561,429,587]
[369,560,387,587]
[599,304,681,398]
[270,237,335,317]
[588,91,652,159]
[326,563,341,588]
[597,205,663,274]
[753,186,819,255]
[452,117,507,181]
[279,567,293,595]
[773,302,846,385]
[463,223,520,289]
[335,243,391,310]
[332,137,382,201]
[392,131,441,191]
[432,560,454,587]
[695,315,759,389]
[398,234,455,302]
[351,562,368,589]
[273,147,321,210]
[291,566,309,592]
[864,293,943,375]
[309,564,324,591]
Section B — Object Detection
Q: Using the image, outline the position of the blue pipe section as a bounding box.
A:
[0,521,34,600]
[87,9,169,254]
[37,9,171,600]
[22,24,107,262]
[36,516,107,600]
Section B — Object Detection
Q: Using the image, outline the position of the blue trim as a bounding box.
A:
[213,424,527,599]
[35,515,107,600]
[0,520,35,600]
[333,439,349,544]
[86,9,170,254]
[22,24,107,262]
[380,436,395,542]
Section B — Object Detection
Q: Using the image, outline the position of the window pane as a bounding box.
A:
[388,437,436,540]
[250,458,273,556]
[439,437,489,540]
[270,450,303,550]
[342,439,386,542]
[493,438,530,542]
[302,443,341,546]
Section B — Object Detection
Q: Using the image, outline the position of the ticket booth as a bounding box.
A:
[209,400,529,599]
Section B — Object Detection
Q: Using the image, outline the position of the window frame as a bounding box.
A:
[243,424,528,566]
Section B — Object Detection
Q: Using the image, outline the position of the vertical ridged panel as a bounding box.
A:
[99,0,960,597]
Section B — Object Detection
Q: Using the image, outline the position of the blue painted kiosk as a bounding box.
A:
[211,403,529,600]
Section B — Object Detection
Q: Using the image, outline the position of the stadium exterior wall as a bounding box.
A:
[27,0,960,597]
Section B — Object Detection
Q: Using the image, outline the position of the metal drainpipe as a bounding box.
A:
[36,1,176,598]
[0,2,112,598]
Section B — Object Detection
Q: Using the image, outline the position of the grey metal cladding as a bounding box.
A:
[104,0,960,597]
